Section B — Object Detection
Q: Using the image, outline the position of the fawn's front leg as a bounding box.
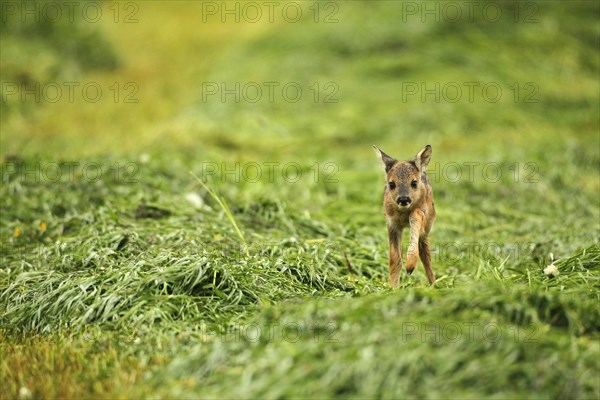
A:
[387,225,403,288]
[406,211,423,275]
[419,235,436,284]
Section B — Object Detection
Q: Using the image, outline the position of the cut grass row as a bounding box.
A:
[3,244,597,398]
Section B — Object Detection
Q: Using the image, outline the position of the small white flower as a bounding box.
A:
[18,387,32,400]
[544,253,559,277]
[185,192,204,208]
[139,153,150,164]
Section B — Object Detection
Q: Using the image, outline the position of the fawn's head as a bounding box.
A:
[373,144,432,210]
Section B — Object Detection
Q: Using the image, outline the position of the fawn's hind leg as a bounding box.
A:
[418,236,436,284]
[388,226,403,288]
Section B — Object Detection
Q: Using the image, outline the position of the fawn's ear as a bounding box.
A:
[414,145,432,171]
[373,145,397,173]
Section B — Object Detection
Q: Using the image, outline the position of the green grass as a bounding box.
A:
[1,1,599,398]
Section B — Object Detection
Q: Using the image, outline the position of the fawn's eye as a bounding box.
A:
[411,180,418,189]
[388,181,396,190]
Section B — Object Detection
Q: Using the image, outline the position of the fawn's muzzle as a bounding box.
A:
[396,196,411,206]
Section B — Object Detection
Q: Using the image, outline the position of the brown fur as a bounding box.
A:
[373,144,436,287]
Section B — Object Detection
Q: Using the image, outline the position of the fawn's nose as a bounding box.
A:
[397,196,411,206]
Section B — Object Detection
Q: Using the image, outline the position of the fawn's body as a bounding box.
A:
[373,145,437,287]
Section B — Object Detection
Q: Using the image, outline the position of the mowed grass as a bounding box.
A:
[1,1,599,398]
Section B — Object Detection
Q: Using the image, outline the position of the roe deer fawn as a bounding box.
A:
[373,145,436,287]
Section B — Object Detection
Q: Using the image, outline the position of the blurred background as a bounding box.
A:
[2,0,598,159]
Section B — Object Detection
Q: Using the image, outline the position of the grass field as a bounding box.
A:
[1,1,599,398]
